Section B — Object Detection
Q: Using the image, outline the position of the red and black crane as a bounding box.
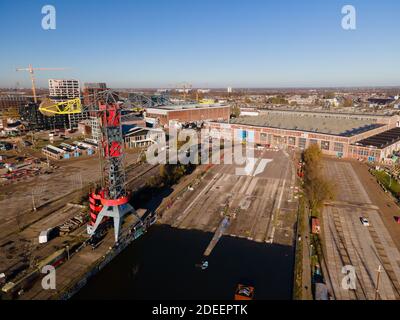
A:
[39,90,169,242]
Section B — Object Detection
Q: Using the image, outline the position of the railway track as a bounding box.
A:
[368,225,400,299]
[0,163,159,242]
[331,207,367,300]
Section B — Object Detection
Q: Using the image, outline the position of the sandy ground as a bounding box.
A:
[0,153,139,237]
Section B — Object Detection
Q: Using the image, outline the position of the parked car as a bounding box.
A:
[360,217,370,226]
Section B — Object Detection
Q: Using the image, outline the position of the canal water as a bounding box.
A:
[74,225,294,300]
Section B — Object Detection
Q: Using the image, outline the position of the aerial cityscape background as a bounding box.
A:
[1,0,400,304]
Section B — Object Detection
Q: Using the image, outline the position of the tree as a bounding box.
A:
[303,143,322,167]
[304,175,334,212]
[302,144,335,214]
[159,163,192,186]
[342,98,353,108]
[231,105,241,118]
[325,92,335,99]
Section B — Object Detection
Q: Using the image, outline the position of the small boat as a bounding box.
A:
[195,260,208,270]
[234,284,255,300]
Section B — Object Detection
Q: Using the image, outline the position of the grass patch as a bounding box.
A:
[372,170,400,196]
[293,198,305,300]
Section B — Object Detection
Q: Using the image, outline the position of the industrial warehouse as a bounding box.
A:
[207,109,400,162]
[41,139,98,160]
[144,102,231,128]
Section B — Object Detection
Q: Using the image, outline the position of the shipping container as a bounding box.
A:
[39,227,59,244]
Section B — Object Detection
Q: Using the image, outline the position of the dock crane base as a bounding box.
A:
[88,199,135,243]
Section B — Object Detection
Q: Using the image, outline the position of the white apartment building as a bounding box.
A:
[49,79,80,100]
[48,79,87,129]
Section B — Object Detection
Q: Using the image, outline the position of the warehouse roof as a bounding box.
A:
[227,114,383,136]
[146,103,229,115]
[355,127,400,149]
[157,103,228,110]
[42,146,63,155]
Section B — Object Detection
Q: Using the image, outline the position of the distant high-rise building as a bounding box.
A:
[227,87,233,93]
[48,79,86,129]
[49,79,80,100]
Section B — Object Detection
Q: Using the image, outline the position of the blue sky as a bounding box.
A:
[0,0,399,88]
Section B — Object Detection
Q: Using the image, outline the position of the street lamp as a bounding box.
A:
[375,265,382,300]
[31,190,37,211]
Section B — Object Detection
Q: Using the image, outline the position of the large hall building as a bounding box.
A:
[207,109,400,163]
[144,103,231,128]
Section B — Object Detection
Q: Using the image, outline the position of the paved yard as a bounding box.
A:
[322,159,400,300]
[161,147,298,247]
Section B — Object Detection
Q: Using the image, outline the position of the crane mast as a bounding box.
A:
[88,102,132,243]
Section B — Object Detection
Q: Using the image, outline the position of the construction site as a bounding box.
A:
[0,88,165,298]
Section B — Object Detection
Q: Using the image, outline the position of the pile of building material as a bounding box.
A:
[0,168,41,183]
[58,213,87,235]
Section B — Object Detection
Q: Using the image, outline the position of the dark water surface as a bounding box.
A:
[75,225,294,300]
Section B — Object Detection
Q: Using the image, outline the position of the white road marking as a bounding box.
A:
[175,173,221,224]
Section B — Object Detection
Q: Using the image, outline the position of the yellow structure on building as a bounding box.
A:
[39,98,82,116]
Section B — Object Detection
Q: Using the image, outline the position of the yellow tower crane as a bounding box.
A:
[16,64,68,103]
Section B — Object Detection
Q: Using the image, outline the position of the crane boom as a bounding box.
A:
[38,91,173,116]
[15,64,68,103]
